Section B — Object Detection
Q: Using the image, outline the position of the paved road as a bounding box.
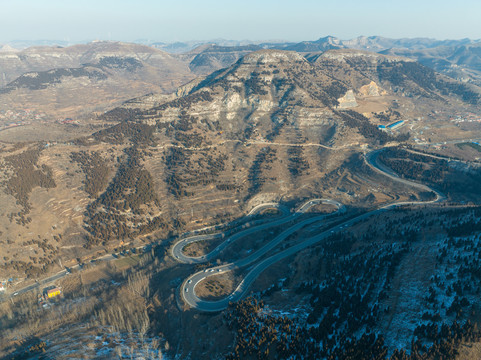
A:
[0,203,288,301]
[416,138,481,147]
[171,202,290,264]
[405,149,466,164]
[1,251,121,301]
[180,149,447,312]
[181,203,345,311]
[365,149,445,203]
[5,270,68,299]
[171,199,343,264]
[246,203,288,217]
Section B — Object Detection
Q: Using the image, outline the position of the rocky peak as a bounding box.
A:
[239,50,306,65]
[318,49,412,63]
[314,35,343,47]
[0,44,19,53]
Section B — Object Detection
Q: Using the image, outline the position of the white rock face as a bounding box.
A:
[358,81,384,97]
[240,50,306,65]
[320,49,412,63]
[224,91,243,111]
[337,89,358,108]
[23,72,39,78]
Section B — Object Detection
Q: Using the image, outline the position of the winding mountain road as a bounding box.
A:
[171,199,342,264]
[365,149,445,203]
[178,148,446,312]
[1,148,446,308]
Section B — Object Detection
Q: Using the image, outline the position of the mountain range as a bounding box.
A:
[0,41,194,119]
[182,36,481,85]
[1,46,479,274]
[1,36,480,122]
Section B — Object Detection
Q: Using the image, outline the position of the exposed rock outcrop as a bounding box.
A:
[358,81,385,97]
[337,89,358,108]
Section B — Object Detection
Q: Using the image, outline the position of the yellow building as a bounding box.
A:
[43,286,61,299]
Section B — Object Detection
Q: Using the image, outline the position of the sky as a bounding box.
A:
[1,0,480,43]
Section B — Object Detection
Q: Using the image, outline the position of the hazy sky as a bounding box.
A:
[1,0,480,43]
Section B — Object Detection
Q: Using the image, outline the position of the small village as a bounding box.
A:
[450,111,481,123]
[0,108,82,133]
[0,109,47,131]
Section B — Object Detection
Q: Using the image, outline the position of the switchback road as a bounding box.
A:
[178,149,446,312]
[171,199,342,264]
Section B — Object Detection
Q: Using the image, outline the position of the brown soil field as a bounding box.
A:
[182,238,224,257]
[195,272,236,301]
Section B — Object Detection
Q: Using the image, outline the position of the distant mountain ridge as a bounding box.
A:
[148,36,481,54]
[0,41,194,119]
[151,36,480,54]
[381,42,481,86]
[172,36,481,87]
[1,36,480,118]
[3,36,478,54]
[0,41,192,87]
[304,35,478,52]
